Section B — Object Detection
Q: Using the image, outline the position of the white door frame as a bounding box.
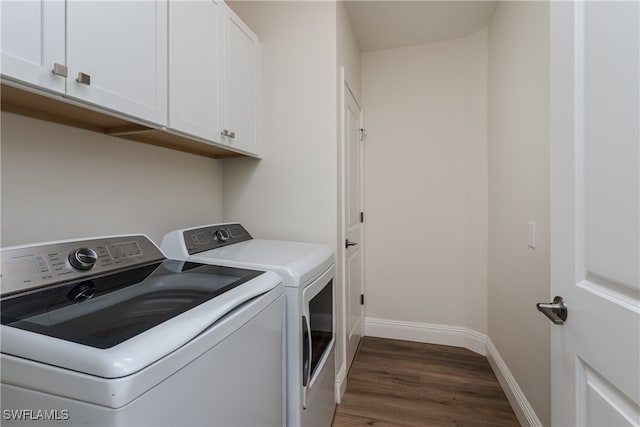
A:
[338,66,365,399]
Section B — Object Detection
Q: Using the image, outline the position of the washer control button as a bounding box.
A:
[68,247,98,271]
[216,229,230,243]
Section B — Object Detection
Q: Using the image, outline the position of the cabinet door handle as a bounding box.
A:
[52,63,68,77]
[76,72,91,85]
[221,130,236,139]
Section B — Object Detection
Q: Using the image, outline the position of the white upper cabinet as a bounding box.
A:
[222,3,261,155]
[1,0,260,158]
[169,0,222,142]
[66,1,168,126]
[1,0,66,94]
[168,1,262,156]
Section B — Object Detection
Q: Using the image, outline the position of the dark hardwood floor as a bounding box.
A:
[332,337,520,427]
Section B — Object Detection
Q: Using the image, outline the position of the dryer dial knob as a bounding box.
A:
[68,247,98,271]
[216,229,230,243]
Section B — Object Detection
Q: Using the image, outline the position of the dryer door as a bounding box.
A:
[301,266,335,405]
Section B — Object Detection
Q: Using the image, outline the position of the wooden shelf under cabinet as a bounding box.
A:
[0,84,249,159]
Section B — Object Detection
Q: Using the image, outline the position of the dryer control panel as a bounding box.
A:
[184,224,253,255]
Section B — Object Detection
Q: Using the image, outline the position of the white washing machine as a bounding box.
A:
[161,223,336,427]
[1,234,285,426]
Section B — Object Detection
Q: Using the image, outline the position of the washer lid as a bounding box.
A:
[1,260,281,378]
[193,239,334,287]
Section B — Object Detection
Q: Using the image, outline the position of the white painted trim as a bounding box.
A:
[338,67,349,405]
[335,362,347,404]
[486,339,543,427]
[341,68,365,375]
[363,317,542,427]
[364,317,487,356]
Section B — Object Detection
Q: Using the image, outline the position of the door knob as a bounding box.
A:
[536,296,567,325]
[345,239,358,248]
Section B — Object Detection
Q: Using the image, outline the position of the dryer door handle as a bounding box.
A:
[302,315,311,388]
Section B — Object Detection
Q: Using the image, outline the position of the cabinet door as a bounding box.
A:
[222,4,260,155]
[169,0,222,142]
[66,1,167,125]
[1,0,66,94]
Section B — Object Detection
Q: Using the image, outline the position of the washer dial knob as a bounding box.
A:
[216,229,230,243]
[68,247,98,271]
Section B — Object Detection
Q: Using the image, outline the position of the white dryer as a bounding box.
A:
[1,235,285,426]
[162,223,336,427]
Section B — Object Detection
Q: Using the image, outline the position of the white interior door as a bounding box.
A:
[549,1,639,426]
[344,81,363,371]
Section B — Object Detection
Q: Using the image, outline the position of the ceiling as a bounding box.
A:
[344,1,498,52]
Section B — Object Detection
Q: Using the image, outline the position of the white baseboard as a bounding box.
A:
[486,339,543,427]
[364,317,488,356]
[363,317,542,427]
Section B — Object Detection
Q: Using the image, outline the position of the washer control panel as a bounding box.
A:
[184,223,253,255]
[1,236,165,296]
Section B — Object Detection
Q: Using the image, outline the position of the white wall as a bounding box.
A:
[463,29,489,336]
[222,1,337,247]
[222,0,341,380]
[488,2,550,425]
[224,0,359,398]
[361,29,488,335]
[338,0,361,101]
[1,112,224,246]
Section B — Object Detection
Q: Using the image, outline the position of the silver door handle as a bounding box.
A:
[536,296,567,325]
[76,72,91,85]
[52,63,68,77]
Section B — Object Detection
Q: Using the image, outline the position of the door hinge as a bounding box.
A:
[359,128,366,141]
[360,212,364,223]
[360,294,364,305]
